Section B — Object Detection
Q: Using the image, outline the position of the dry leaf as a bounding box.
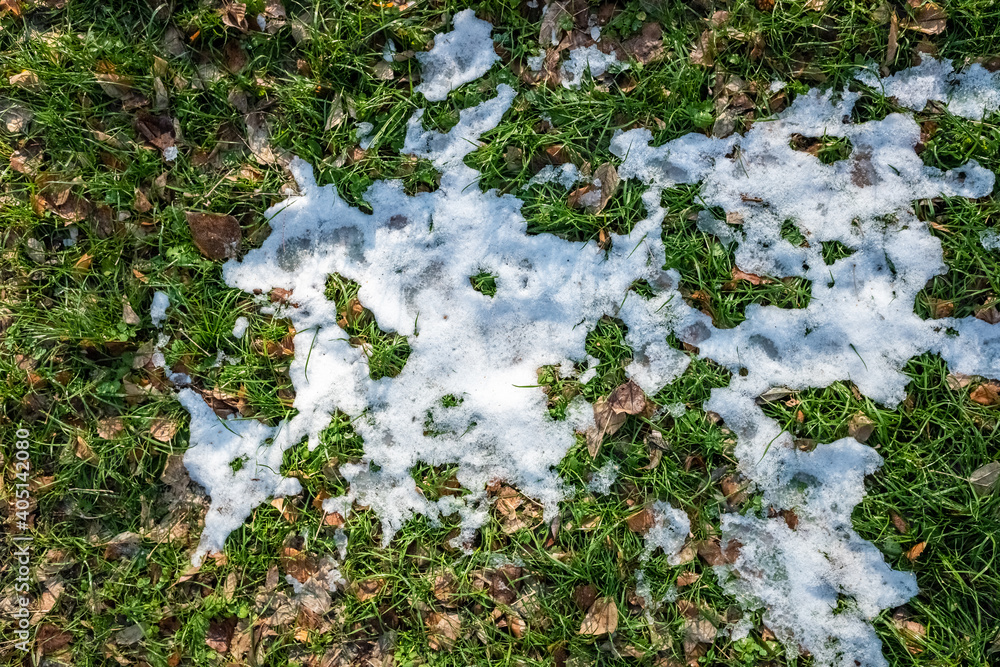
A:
[425,611,462,650]
[690,30,715,67]
[696,537,740,566]
[578,596,618,636]
[10,69,45,93]
[621,23,664,65]
[205,617,236,653]
[683,617,717,661]
[676,571,700,587]
[904,541,926,562]
[608,379,645,415]
[805,0,826,10]
[885,12,899,66]
[974,305,1000,324]
[36,624,74,655]
[945,372,974,391]
[270,497,298,522]
[926,297,954,318]
[97,416,125,439]
[969,461,1000,497]
[150,418,179,442]
[538,1,570,46]
[104,531,142,560]
[626,506,654,535]
[848,413,876,443]
[354,578,386,602]
[220,2,249,32]
[123,298,141,325]
[573,583,597,611]
[970,381,1000,406]
[902,0,947,35]
[890,511,910,534]
[185,211,241,260]
[74,435,98,463]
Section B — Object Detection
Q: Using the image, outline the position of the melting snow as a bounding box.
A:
[414,9,500,102]
[173,16,1000,664]
[231,316,249,339]
[560,45,628,89]
[150,291,170,327]
[981,228,1000,251]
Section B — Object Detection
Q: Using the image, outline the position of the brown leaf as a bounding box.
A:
[639,430,666,470]
[969,461,1000,497]
[37,623,74,655]
[690,30,715,67]
[890,511,910,534]
[538,1,570,46]
[726,267,770,288]
[354,578,386,602]
[205,616,236,653]
[608,379,646,415]
[150,418,179,442]
[945,372,974,391]
[676,571,700,587]
[10,145,42,175]
[97,416,125,439]
[578,596,618,636]
[904,541,926,562]
[974,305,1000,324]
[75,435,99,463]
[805,0,826,10]
[626,506,654,535]
[270,497,298,523]
[848,413,876,443]
[573,583,597,611]
[185,211,241,260]
[135,113,176,151]
[425,611,462,650]
[621,23,664,65]
[697,538,740,566]
[73,253,93,272]
[220,2,249,32]
[970,381,1000,406]
[926,297,954,319]
[245,111,289,166]
[902,0,947,35]
[884,12,899,67]
[10,69,44,92]
[104,531,142,560]
[432,572,458,603]
[593,395,627,434]
[683,618,717,661]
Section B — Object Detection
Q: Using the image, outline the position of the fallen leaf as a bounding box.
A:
[689,30,716,68]
[135,113,176,151]
[696,538,740,566]
[185,211,241,260]
[904,541,926,562]
[354,578,386,602]
[626,506,654,535]
[726,267,770,288]
[73,253,93,272]
[270,497,298,522]
[805,0,826,10]
[573,583,597,611]
[74,435,98,463]
[970,381,1000,406]
[902,0,947,35]
[621,23,664,65]
[205,616,236,653]
[97,416,125,439]
[969,461,1000,497]
[538,1,570,46]
[0,99,33,134]
[220,2,249,32]
[122,296,142,326]
[36,623,73,655]
[10,145,42,175]
[578,596,618,636]
[926,297,954,318]
[890,511,910,534]
[682,617,717,661]
[150,418,179,442]
[975,305,1000,324]
[567,163,619,215]
[676,571,700,587]
[104,531,142,560]
[608,379,645,415]
[848,413,876,443]
[245,111,289,166]
[432,572,458,603]
[884,12,899,66]
[425,611,462,650]
[10,70,45,93]
[945,372,974,391]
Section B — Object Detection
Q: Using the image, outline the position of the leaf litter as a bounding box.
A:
[163,11,1000,667]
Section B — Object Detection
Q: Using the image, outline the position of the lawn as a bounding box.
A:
[1,0,999,666]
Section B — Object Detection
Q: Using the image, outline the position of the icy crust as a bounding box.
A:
[560,45,628,89]
[181,82,694,562]
[611,78,997,665]
[856,55,1000,120]
[642,501,690,564]
[414,9,500,102]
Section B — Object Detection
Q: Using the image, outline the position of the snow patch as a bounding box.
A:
[560,45,628,89]
[415,9,500,102]
[642,501,690,564]
[151,291,170,327]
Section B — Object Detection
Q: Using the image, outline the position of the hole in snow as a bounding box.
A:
[821,240,855,265]
[324,273,411,380]
[469,271,498,297]
[630,279,656,299]
[521,181,648,242]
[780,219,809,247]
[582,316,632,397]
[789,133,854,164]
[230,455,247,473]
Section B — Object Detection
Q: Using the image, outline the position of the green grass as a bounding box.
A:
[1,0,999,666]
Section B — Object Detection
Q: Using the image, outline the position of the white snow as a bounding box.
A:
[526,163,581,190]
[642,501,690,564]
[856,55,1000,119]
[356,121,375,149]
[560,45,628,89]
[169,28,1000,666]
[981,228,1000,251]
[163,146,178,162]
[231,316,249,339]
[586,460,618,495]
[415,9,500,102]
[150,291,170,327]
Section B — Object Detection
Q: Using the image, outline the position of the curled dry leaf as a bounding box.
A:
[904,541,926,562]
[74,435,98,463]
[185,211,241,260]
[621,23,664,65]
[676,571,701,587]
[970,381,1000,406]
[567,163,620,215]
[626,506,654,535]
[690,30,715,67]
[578,596,618,636]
